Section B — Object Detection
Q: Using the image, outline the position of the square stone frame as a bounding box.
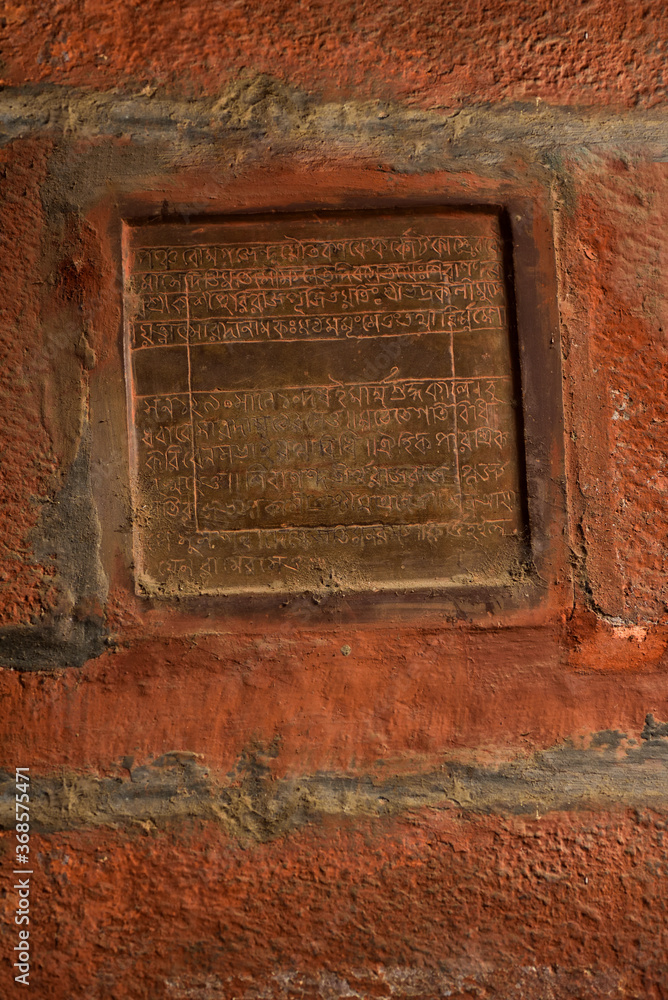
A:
[90,167,570,630]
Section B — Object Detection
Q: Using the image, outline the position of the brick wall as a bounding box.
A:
[1,4,668,998]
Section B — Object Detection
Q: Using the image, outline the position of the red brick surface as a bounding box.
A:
[0,140,58,625]
[2,812,668,999]
[1,629,668,773]
[558,156,668,621]
[2,0,668,107]
[2,4,668,998]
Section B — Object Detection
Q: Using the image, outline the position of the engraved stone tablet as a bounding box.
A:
[124,210,527,595]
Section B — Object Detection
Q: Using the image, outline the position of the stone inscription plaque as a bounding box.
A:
[124,210,527,595]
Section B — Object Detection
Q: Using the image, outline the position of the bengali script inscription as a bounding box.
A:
[124,212,527,594]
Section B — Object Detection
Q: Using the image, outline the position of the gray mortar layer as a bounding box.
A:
[2,729,668,842]
[163,966,624,1000]
[1,77,668,167]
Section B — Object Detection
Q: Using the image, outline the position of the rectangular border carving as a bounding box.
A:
[119,193,568,623]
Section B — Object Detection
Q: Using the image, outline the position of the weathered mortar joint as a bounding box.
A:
[641,713,668,740]
[4,731,668,840]
[164,966,627,1000]
[3,82,668,165]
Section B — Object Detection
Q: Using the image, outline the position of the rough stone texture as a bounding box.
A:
[0,139,57,625]
[558,155,668,621]
[2,1,668,108]
[3,811,668,999]
[3,734,668,838]
[1,3,668,999]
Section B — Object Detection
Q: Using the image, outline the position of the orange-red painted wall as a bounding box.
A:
[1,4,668,998]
